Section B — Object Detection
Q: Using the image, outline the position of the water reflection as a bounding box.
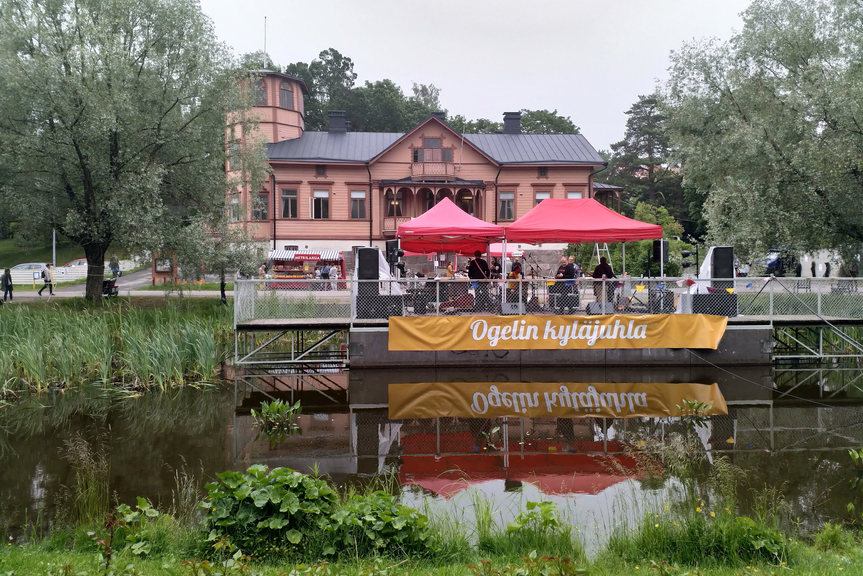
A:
[2,367,863,545]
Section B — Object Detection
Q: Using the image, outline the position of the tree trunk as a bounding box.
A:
[220,266,227,305]
[84,244,107,302]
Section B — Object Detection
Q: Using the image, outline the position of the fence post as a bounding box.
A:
[769,280,774,325]
[436,418,440,454]
[817,288,822,315]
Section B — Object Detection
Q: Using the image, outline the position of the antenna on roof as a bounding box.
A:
[264,16,267,59]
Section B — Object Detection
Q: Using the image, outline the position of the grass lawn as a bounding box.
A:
[0,237,84,268]
[1,545,861,576]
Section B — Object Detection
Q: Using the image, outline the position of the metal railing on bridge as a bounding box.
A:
[233,276,863,327]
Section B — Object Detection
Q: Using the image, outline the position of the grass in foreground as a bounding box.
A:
[1,542,862,576]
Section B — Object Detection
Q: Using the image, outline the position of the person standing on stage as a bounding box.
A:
[468,250,491,311]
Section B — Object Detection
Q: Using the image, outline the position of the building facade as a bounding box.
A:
[229,71,619,256]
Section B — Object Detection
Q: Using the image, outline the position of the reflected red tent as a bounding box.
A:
[505,199,663,244]
[397,197,505,254]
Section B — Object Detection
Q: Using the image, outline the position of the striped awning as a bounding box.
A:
[269,250,342,261]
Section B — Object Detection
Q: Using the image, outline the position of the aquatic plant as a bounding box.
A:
[251,399,302,439]
[61,432,111,527]
[0,302,230,392]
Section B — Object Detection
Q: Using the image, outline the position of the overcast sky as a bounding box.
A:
[198,0,753,151]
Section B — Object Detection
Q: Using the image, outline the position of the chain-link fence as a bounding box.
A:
[234,276,863,325]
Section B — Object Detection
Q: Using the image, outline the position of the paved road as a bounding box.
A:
[6,269,230,301]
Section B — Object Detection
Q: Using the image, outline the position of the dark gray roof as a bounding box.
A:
[593,182,623,190]
[267,132,402,163]
[266,128,606,165]
[463,133,605,165]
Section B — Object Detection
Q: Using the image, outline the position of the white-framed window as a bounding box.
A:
[535,191,551,206]
[350,191,367,219]
[566,191,583,199]
[498,191,514,220]
[229,197,240,222]
[281,189,297,218]
[311,190,329,219]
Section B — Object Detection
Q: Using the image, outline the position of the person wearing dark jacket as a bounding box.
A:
[468,250,491,311]
[1,268,11,301]
[592,257,616,303]
[552,256,576,312]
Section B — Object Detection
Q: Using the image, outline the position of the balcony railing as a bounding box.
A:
[411,162,455,179]
[383,216,411,232]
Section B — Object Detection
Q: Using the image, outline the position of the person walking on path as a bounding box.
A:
[1,268,12,301]
[109,254,121,278]
[38,264,53,296]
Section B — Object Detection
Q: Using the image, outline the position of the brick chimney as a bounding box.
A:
[328,110,346,133]
[503,111,522,134]
[431,111,447,121]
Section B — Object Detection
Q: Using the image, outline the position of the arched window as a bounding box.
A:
[255,80,267,106]
[280,82,293,109]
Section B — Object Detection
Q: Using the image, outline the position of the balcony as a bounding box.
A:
[411,162,455,180]
[383,216,411,234]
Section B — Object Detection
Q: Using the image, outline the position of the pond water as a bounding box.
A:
[2,370,863,554]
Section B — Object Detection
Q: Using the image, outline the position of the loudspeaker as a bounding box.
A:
[357,248,379,280]
[653,239,669,263]
[649,289,675,314]
[692,293,738,317]
[357,293,404,319]
[587,302,614,315]
[712,246,735,289]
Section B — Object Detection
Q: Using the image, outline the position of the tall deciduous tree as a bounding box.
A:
[519,109,579,134]
[0,0,261,300]
[665,0,863,257]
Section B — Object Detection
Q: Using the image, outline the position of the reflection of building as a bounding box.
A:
[229,71,613,254]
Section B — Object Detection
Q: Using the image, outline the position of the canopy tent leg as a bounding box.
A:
[622,242,627,275]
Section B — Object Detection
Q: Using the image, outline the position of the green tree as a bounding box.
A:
[346,80,409,132]
[448,116,502,134]
[519,109,579,134]
[286,48,357,131]
[609,94,675,203]
[664,0,863,257]
[0,0,263,300]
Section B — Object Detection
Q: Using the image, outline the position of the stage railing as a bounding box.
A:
[233,276,863,326]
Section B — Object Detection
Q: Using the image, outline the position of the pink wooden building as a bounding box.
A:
[229,71,619,257]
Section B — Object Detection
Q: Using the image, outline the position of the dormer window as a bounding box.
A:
[280,82,293,109]
[413,136,453,163]
[255,80,267,106]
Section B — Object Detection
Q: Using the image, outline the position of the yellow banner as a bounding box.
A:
[388,314,727,351]
[388,382,727,419]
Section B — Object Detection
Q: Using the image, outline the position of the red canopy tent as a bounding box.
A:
[504,199,663,244]
[397,197,505,254]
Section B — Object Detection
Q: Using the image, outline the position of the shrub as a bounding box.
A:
[203,465,337,560]
[329,490,432,558]
[814,522,854,552]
